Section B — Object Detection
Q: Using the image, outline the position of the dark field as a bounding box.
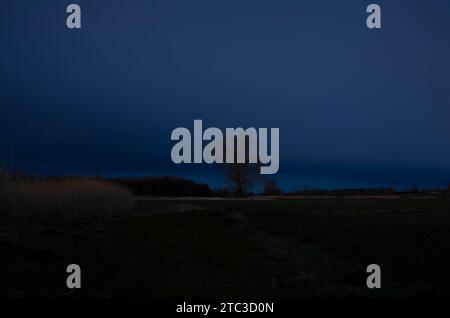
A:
[2,197,450,297]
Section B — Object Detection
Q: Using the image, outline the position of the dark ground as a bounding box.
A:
[1,197,450,297]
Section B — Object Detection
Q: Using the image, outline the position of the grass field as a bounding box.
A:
[1,197,450,297]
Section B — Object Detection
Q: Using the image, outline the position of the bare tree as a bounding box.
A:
[224,162,261,197]
[263,179,282,195]
[223,132,262,197]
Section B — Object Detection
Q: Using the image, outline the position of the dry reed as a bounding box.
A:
[0,170,134,228]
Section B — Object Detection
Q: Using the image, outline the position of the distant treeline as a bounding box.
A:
[2,166,450,198]
[111,176,450,197]
[113,176,211,196]
[285,187,450,196]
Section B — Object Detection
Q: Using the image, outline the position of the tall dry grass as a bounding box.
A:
[0,169,134,228]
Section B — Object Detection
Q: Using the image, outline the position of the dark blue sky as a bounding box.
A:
[1,0,450,189]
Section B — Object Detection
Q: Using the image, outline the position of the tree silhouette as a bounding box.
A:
[223,132,261,196]
[263,179,282,195]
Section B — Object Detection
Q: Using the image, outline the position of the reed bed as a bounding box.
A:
[0,171,134,228]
